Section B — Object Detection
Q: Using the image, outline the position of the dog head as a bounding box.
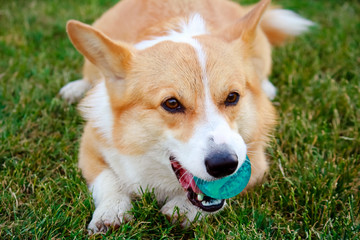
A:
[68,0,277,211]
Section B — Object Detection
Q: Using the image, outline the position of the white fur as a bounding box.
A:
[79,81,113,142]
[88,169,132,233]
[100,147,184,201]
[262,78,277,100]
[59,79,91,104]
[161,194,204,226]
[164,113,247,181]
[198,50,247,179]
[87,146,188,231]
[135,13,208,50]
[264,9,314,36]
[90,169,121,207]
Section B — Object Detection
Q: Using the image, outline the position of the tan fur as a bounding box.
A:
[79,0,285,87]
[71,0,287,88]
[64,0,311,232]
[78,124,108,184]
[111,42,204,147]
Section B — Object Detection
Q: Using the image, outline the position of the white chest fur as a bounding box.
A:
[98,147,184,202]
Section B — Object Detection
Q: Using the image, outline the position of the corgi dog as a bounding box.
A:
[62,0,313,233]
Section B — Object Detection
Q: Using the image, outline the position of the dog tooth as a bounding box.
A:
[202,201,210,206]
[197,193,204,201]
[201,198,222,207]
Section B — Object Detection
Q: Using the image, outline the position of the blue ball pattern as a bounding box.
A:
[193,155,251,199]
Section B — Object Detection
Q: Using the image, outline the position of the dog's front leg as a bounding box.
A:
[87,169,132,233]
[161,195,203,226]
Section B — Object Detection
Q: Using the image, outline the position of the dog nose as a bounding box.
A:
[205,150,238,178]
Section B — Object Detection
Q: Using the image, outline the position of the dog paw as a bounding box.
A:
[59,79,91,104]
[87,201,132,234]
[161,196,202,227]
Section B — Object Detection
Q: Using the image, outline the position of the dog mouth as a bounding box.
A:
[170,156,225,212]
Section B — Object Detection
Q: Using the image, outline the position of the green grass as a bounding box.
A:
[1,0,359,239]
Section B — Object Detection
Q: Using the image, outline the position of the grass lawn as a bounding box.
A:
[1,0,359,239]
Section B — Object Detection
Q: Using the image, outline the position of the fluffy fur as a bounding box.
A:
[61,0,313,233]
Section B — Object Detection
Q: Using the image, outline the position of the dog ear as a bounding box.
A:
[218,0,271,43]
[66,20,134,80]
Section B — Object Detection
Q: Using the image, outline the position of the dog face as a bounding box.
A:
[114,38,253,179]
[67,0,276,212]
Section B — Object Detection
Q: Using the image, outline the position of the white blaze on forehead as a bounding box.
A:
[135,13,208,50]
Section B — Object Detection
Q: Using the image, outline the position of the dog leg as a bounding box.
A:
[87,169,132,234]
[59,79,92,104]
[161,195,203,227]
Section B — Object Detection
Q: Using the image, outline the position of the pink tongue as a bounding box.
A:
[182,173,201,194]
[172,161,201,194]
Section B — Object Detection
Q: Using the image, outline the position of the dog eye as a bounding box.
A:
[162,98,185,113]
[225,92,240,106]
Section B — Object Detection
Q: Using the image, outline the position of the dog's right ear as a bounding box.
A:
[66,20,134,80]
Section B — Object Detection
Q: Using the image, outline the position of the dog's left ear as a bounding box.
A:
[217,0,270,44]
[216,0,271,86]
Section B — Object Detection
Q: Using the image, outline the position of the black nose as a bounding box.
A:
[205,151,238,178]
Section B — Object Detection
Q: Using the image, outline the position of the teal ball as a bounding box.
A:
[193,155,251,199]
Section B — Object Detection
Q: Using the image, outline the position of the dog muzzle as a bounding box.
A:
[170,155,251,212]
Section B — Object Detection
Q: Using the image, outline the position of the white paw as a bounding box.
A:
[87,199,132,234]
[261,78,277,100]
[161,196,202,227]
[59,79,91,104]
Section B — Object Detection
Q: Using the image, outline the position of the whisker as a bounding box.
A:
[194,178,200,187]
[243,158,259,171]
[174,167,185,175]
[178,172,188,182]
[246,141,264,146]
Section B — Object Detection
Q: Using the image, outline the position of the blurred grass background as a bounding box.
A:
[0,0,359,238]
